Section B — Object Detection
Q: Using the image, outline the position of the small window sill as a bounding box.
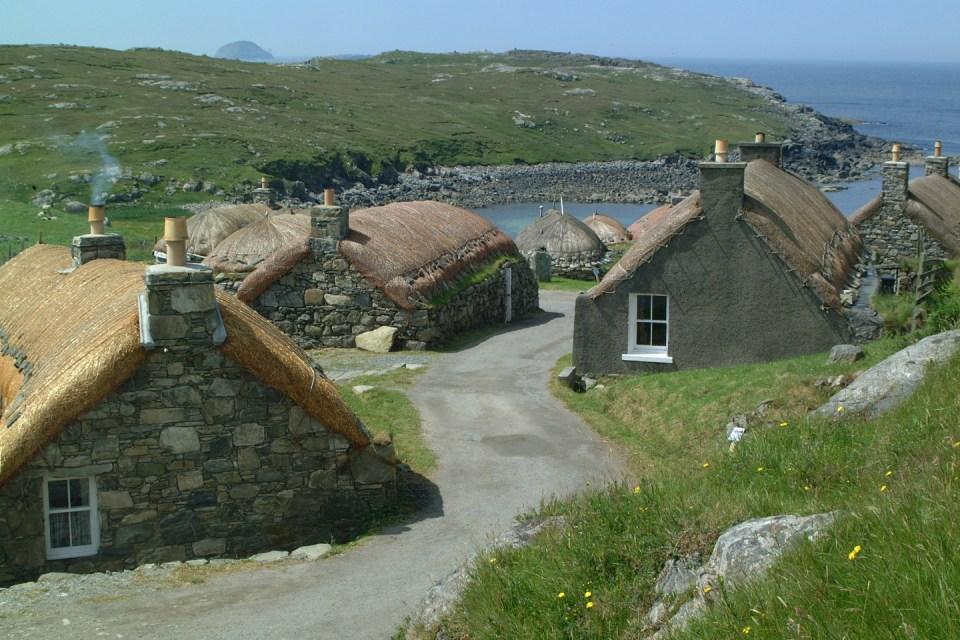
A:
[622,353,673,364]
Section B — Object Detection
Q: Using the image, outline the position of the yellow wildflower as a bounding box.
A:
[633,486,641,494]
[743,626,751,634]
[885,470,893,477]
[757,467,764,472]
[880,485,888,492]
[557,592,565,599]
[489,557,497,564]
[702,462,710,468]
[586,601,595,609]
[836,405,844,413]
[703,586,712,594]
[779,421,788,427]
[848,545,862,560]
[584,591,592,598]
[804,486,811,491]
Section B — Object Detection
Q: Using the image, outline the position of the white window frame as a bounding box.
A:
[623,293,673,363]
[43,476,100,560]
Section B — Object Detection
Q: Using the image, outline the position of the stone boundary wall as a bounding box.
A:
[231,253,540,350]
[0,349,395,584]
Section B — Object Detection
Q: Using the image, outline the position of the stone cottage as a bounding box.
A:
[0,226,395,585]
[515,208,608,279]
[851,144,960,265]
[573,139,862,376]
[233,200,539,350]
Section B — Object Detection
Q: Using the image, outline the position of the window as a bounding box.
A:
[43,477,99,559]
[623,293,673,363]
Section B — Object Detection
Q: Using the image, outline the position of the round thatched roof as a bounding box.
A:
[583,212,631,245]
[203,213,310,273]
[153,204,273,257]
[515,209,606,260]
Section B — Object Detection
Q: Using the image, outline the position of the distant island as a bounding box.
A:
[215,41,272,61]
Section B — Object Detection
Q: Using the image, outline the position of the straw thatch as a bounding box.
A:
[741,158,861,309]
[203,213,310,273]
[154,204,272,256]
[591,194,703,297]
[340,201,520,310]
[591,159,861,310]
[0,245,369,488]
[583,212,631,245]
[236,236,312,303]
[627,202,675,243]
[849,195,882,226]
[904,175,960,255]
[515,209,606,259]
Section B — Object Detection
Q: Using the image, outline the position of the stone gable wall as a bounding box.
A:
[0,349,395,584]
[857,206,949,266]
[230,251,540,350]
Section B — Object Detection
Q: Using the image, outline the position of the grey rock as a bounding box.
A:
[192,538,227,556]
[355,326,397,353]
[291,543,332,561]
[828,344,863,364]
[250,550,289,563]
[815,330,960,418]
[159,426,200,453]
[352,385,375,394]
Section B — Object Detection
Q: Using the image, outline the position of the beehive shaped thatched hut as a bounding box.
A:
[152,204,271,259]
[203,212,310,273]
[583,212,631,246]
[231,200,540,350]
[515,209,608,279]
[574,139,862,377]
[851,150,960,265]
[0,244,396,584]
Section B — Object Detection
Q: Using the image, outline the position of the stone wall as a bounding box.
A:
[856,162,950,265]
[234,252,540,350]
[0,348,395,585]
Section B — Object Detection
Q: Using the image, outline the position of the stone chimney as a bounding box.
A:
[139,218,226,351]
[882,144,910,208]
[70,204,126,267]
[925,140,949,178]
[310,190,350,256]
[737,132,783,167]
[252,176,276,206]
[700,139,746,217]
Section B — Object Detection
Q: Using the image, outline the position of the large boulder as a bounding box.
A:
[355,326,398,353]
[815,330,960,418]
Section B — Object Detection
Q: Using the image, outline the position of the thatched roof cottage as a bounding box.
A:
[233,200,539,350]
[515,208,608,279]
[203,212,310,274]
[583,212,632,246]
[573,138,862,376]
[851,144,960,265]
[0,232,395,584]
[152,203,274,261]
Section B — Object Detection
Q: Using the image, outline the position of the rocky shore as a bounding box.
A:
[323,75,887,210]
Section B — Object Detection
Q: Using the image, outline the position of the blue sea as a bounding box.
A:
[478,58,960,233]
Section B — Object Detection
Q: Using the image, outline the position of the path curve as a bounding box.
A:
[3,291,622,639]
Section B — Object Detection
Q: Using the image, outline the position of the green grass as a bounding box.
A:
[0,45,789,222]
[537,276,597,293]
[410,331,960,639]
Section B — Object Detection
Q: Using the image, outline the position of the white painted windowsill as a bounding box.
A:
[621,353,673,364]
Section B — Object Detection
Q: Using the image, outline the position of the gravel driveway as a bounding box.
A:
[0,290,622,639]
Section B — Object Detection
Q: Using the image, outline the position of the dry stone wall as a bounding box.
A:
[232,251,540,350]
[0,348,395,585]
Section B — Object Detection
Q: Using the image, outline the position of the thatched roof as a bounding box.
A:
[591,159,861,309]
[340,201,521,310]
[904,175,960,254]
[849,195,882,226]
[583,212,631,245]
[153,204,273,256]
[203,213,310,273]
[515,209,606,259]
[0,245,369,488]
[627,202,675,243]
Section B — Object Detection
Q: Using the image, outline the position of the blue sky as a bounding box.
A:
[4,0,958,63]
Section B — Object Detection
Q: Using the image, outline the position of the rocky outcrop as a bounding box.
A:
[815,329,960,418]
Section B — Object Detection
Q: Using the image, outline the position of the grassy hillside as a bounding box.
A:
[406,310,960,638]
[0,45,789,213]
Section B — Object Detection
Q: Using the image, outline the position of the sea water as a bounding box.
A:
[477,59,960,231]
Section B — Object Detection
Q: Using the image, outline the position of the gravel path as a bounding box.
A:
[0,290,622,639]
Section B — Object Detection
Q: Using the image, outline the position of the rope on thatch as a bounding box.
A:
[236,236,311,303]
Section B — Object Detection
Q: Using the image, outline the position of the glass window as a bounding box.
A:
[628,294,670,359]
[44,477,99,559]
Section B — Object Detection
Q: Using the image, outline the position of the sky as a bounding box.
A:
[4,0,959,64]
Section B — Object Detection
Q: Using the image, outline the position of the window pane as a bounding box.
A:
[652,296,667,321]
[69,479,90,508]
[651,323,667,346]
[48,480,68,510]
[638,295,651,320]
[70,511,92,546]
[49,512,71,548]
[637,322,651,346]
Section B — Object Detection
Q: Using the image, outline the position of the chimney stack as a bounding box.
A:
[925,140,949,178]
[737,132,783,167]
[140,219,225,351]
[882,144,909,207]
[252,175,276,207]
[70,203,126,267]
[700,137,746,219]
[310,190,350,256]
